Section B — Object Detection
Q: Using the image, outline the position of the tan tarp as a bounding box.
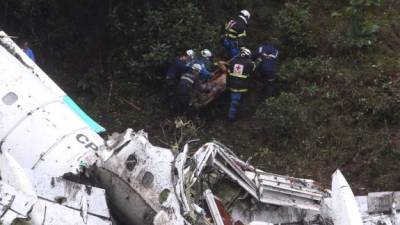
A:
[193,69,227,108]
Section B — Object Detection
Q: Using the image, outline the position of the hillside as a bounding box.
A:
[2,0,400,193]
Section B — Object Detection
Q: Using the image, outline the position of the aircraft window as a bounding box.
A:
[142,171,154,188]
[2,92,18,105]
[159,189,170,204]
[125,154,137,171]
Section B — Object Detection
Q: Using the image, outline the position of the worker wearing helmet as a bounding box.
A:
[20,39,36,62]
[174,63,202,115]
[253,43,279,98]
[220,47,255,120]
[222,10,250,57]
[188,48,214,80]
[166,49,196,107]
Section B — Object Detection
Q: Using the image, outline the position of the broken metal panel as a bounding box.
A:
[34,199,112,225]
[258,185,321,211]
[230,199,320,225]
[254,171,325,211]
[356,194,400,225]
[98,131,184,225]
[214,197,234,225]
[331,170,363,225]
[0,212,27,225]
[367,192,400,214]
[153,210,185,225]
[214,144,258,191]
[0,153,112,225]
[247,222,273,225]
[33,178,110,219]
[204,189,225,225]
[188,143,218,187]
[183,142,330,225]
[0,182,36,224]
[174,143,191,214]
[2,115,107,218]
[194,142,325,212]
[213,159,259,199]
[188,142,259,199]
[102,131,176,202]
[0,151,36,196]
[362,214,398,225]
[2,132,112,221]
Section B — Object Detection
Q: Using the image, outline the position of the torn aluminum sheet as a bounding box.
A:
[0,153,111,225]
[182,142,329,225]
[253,170,324,211]
[189,142,326,210]
[0,181,112,225]
[356,193,400,225]
[0,31,111,225]
[96,129,185,225]
[204,189,225,225]
[174,142,191,215]
[176,142,400,225]
[0,181,36,225]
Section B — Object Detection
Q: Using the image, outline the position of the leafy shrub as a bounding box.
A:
[328,0,383,51]
[329,20,380,51]
[279,57,335,83]
[255,92,308,149]
[350,88,400,127]
[76,68,103,94]
[273,1,317,57]
[111,0,219,81]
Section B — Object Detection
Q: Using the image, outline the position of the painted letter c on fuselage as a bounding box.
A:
[76,133,98,151]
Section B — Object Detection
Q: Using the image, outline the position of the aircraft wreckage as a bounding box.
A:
[0,30,400,225]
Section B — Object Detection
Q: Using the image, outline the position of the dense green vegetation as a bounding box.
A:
[2,0,400,192]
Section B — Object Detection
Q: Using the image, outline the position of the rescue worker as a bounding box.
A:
[20,40,35,62]
[165,49,195,107]
[174,63,202,116]
[223,10,250,57]
[220,47,255,121]
[189,48,213,80]
[253,43,279,98]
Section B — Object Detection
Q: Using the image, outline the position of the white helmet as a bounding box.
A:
[240,10,250,20]
[201,49,212,58]
[240,47,251,57]
[191,63,202,72]
[186,49,195,59]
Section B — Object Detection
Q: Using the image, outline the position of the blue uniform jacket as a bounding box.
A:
[166,57,190,80]
[188,57,212,80]
[23,48,35,62]
[253,44,278,73]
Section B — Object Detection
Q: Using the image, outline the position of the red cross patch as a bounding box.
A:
[233,64,244,75]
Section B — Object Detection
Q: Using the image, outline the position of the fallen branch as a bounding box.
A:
[119,97,145,113]
[0,34,18,39]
